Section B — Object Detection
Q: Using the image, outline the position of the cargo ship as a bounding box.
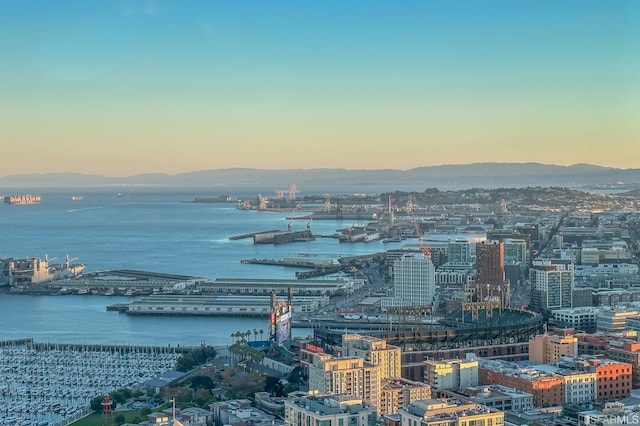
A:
[0,255,86,287]
[192,195,232,203]
[3,195,41,205]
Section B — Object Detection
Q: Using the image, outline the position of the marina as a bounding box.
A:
[0,340,183,426]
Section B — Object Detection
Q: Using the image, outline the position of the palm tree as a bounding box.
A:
[253,329,258,342]
[259,329,264,341]
[246,329,252,342]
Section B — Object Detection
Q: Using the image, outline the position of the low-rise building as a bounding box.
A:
[379,378,432,416]
[398,398,504,426]
[424,355,478,392]
[443,385,534,411]
[479,360,564,408]
[529,332,578,364]
[284,394,377,426]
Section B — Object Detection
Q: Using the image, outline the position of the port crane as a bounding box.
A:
[65,255,78,269]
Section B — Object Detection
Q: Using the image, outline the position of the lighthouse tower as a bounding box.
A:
[102,394,113,425]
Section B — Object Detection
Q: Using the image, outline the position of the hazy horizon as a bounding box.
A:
[0,161,635,180]
[1,1,638,177]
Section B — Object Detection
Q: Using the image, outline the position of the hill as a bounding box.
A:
[1,163,639,190]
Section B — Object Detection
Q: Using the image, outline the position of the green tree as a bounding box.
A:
[114,413,126,425]
[90,395,106,412]
[194,388,212,406]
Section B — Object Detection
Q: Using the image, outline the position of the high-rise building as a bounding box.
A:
[341,334,402,380]
[475,241,506,299]
[530,262,574,311]
[381,254,435,311]
[503,238,528,269]
[307,355,381,414]
[340,334,431,416]
[448,239,472,264]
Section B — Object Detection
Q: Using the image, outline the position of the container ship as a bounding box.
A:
[3,195,41,205]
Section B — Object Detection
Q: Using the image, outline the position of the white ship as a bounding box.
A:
[1,255,86,287]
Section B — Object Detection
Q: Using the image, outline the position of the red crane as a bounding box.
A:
[412,214,431,256]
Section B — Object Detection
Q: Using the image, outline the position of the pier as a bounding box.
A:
[229,230,279,240]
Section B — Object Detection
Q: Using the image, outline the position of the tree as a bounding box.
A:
[194,388,213,406]
[259,328,264,341]
[190,375,215,391]
[253,328,258,342]
[90,395,106,412]
[114,413,126,425]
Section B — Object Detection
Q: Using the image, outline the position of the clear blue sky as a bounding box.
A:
[1,0,638,176]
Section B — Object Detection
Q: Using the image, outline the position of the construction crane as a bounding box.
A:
[408,200,430,257]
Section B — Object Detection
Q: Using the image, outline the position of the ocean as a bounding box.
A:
[0,188,395,347]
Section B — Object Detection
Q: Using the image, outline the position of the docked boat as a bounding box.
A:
[3,195,41,205]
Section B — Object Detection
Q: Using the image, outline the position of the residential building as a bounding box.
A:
[476,240,506,298]
[379,378,432,417]
[341,334,402,380]
[381,254,435,311]
[399,398,504,426]
[529,333,578,364]
[504,238,528,270]
[424,355,478,392]
[284,394,376,426]
[307,354,381,414]
[530,262,574,311]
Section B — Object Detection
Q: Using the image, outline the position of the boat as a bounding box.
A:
[3,195,41,205]
[193,195,232,203]
[70,196,83,201]
[124,288,135,296]
[2,255,86,287]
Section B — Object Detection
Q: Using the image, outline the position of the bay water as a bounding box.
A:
[0,188,393,347]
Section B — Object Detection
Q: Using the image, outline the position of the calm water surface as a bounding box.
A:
[0,189,394,346]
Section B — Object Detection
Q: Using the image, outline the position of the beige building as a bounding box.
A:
[399,399,504,426]
[380,378,431,417]
[529,333,578,364]
[285,394,377,426]
[307,355,381,414]
[424,355,478,392]
[342,333,402,380]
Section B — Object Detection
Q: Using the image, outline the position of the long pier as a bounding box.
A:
[229,230,279,240]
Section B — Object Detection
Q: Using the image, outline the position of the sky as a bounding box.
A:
[0,1,638,177]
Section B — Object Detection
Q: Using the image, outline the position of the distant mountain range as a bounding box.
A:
[1,163,639,191]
